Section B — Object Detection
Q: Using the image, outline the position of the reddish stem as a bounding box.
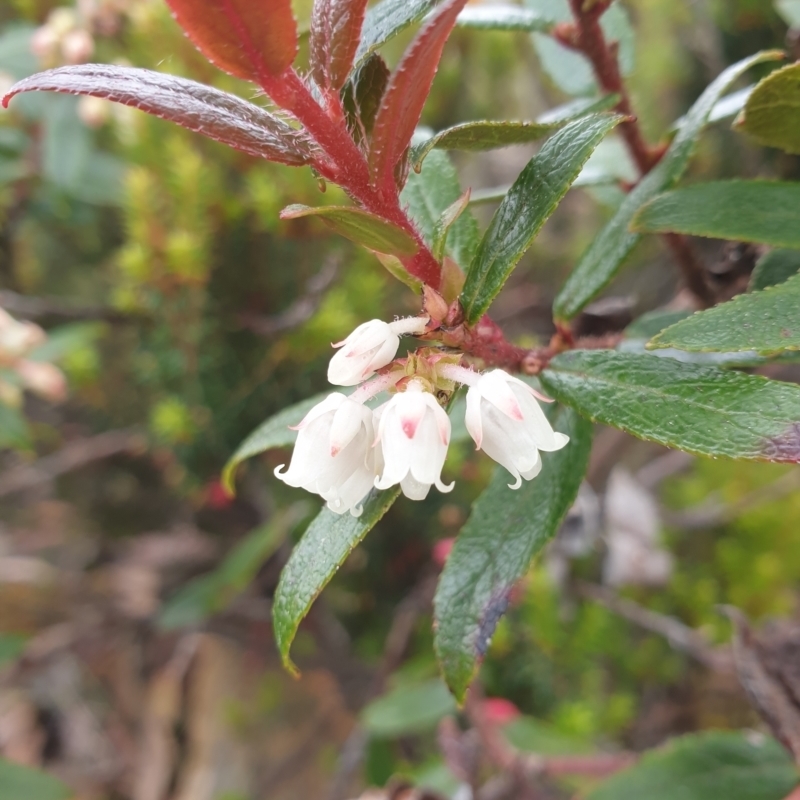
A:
[260,69,442,287]
[567,0,714,308]
[567,0,657,173]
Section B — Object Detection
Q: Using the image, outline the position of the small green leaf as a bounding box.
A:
[461,113,622,324]
[0,402,30,450]
[433,407,592,701]
[0,633,27,667]
[160,507,305,629]
[632,181,800,248]
[553,50,783,322]
[540,350,800,463]
[273,488,401,673]
[0,759,71,800]
[625,309,693,340]
[355,0,437,70]
[401,149,480,270]
[341,53,390,146]
[456,4,553,32]
[410,120,563,170]
[281,205,418,256]
[585,731,798,800]
[750,248,800,291]
[736,63,800,155]
[505,716,594,756]
[222,393,328,493]
[431,189,471,261]
[361,679,457,737]
[649,273,800,355]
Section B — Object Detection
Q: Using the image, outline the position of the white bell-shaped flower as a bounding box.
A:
[465,370,569,489]
[374,380,453,501]
[327,320,400,386]
[275,393,377,516]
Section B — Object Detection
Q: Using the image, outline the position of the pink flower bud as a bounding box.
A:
[16,360,68,403]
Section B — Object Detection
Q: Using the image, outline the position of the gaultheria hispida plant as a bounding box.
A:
[5,0,800,712]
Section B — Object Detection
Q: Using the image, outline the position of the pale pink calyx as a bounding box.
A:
[465,370,569,489]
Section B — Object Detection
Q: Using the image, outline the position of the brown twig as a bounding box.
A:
[0,429,145,498]
[238,256,339,337]
[0,290,137,324]
[564,0,714,308]
[577,582,733,672]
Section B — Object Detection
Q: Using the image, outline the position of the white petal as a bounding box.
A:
[465,386,484,450]
[400,474,432,500]
[477,370,524,421]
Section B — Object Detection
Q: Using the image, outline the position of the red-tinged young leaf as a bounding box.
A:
[369,0,469,189]
[342,53,390,146]
[1,66,314,166]
[311,0,370,92]
[165,0,297,84]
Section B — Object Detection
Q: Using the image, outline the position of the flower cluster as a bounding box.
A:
[275,317,570,516]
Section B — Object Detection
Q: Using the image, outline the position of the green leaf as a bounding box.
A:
[160,507,305,629]
[456,5,553,32]
[585,731,798,800]
[361,679,457,737]
[0,402,30,450]
[461,113,622,325]
[410,120,564,170]
[0,633,27,667]
[28,322,104,363]
[281,204,418,257]
[553,50,783,322]
[431,190,471,261]
[401,149,480,271]
[631,181,800,248]
[750,248,800,291]
[273,488,401,673]
[736,63,800,155]
[525,0,634,97]
[504,716,594,756]
[0,25,38,80]
[540,350,800,463]
[0,759,71,800]
[222,392,328,493]
[649,273,800,355]
[355,0,437,68]
[625,309,693,340]
[341,53,390,146]
[433,407,592,701]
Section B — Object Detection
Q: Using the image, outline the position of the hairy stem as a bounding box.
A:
[264,69,443,287]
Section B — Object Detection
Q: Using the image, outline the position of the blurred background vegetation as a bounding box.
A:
[0,1,798,798]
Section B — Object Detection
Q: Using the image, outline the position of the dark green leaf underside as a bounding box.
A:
[585,731,798,800]
[632,181,800,248]
[434,407,592,700]
[461,113,623,324]
[273,488,401,673]
[650,273,800,354]
[540,350,800,463]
